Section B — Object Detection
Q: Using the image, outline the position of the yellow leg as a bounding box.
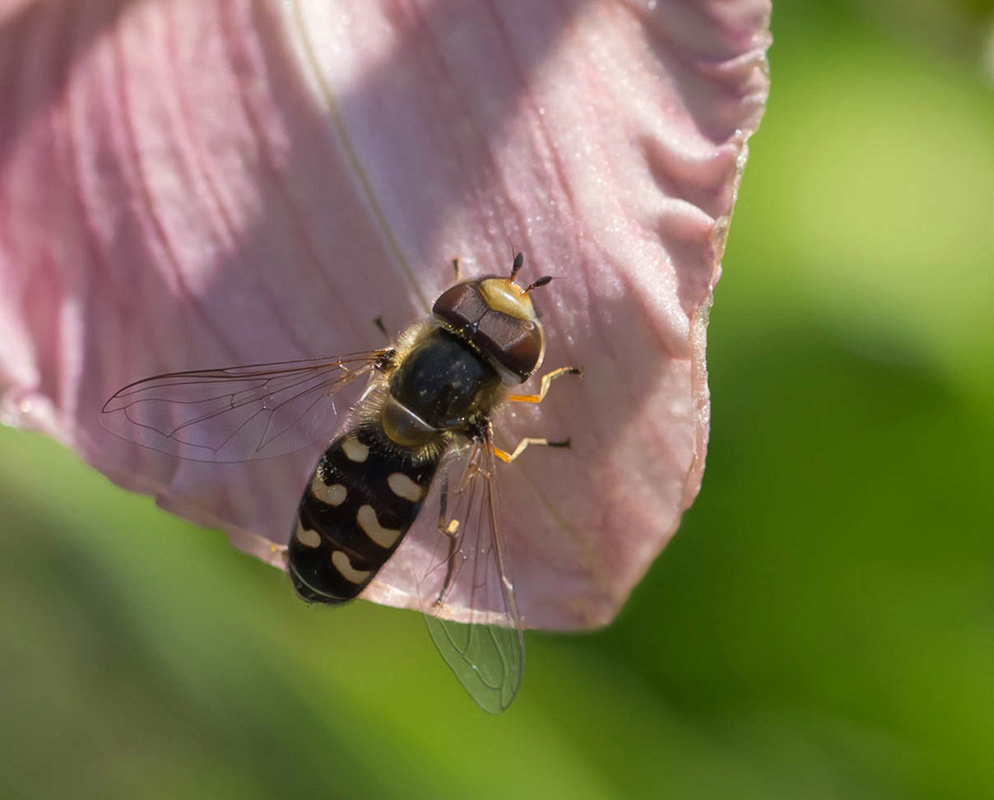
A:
[493,437,571,464]
[507,366,582,404]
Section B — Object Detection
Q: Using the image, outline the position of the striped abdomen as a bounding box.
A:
[287,425,441,604]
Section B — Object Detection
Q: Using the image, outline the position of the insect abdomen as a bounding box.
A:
[287,426,440,604]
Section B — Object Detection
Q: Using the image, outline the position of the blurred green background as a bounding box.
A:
[3,3,994,798]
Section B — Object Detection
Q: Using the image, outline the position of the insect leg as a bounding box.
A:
[435,530,463,604]
[493,436,571,464]
[436,471,460,536]
[451,257,462,281]
[431,471,464,603]
[507,366,582,404]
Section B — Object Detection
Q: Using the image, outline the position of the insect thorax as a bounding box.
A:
[388,326,502,433]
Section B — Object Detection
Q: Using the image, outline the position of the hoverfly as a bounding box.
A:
[101,253,580,713]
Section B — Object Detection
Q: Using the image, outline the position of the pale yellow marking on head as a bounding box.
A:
[479,278,538,321]
[331,550,370,584]
[357,504,402,548]
[445,519,460,536]
[341,436,369,463]
[295,524,321,549]
[387,472,424,503]
[312,479,347,507]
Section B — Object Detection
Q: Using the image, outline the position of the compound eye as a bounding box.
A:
[504,325,545,381]
[476,317,545,383]
[432,283,489,332]
[432,280,545,382]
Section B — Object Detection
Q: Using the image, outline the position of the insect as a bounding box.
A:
[101,253,581,712]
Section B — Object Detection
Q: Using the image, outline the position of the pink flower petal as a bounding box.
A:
[0,0,770,630]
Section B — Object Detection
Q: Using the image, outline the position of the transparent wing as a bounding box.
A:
[418,426,524,714]
[100,351,388,462]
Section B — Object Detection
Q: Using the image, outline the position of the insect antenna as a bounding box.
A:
[524,275,553,293]
[509,251,524,281]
